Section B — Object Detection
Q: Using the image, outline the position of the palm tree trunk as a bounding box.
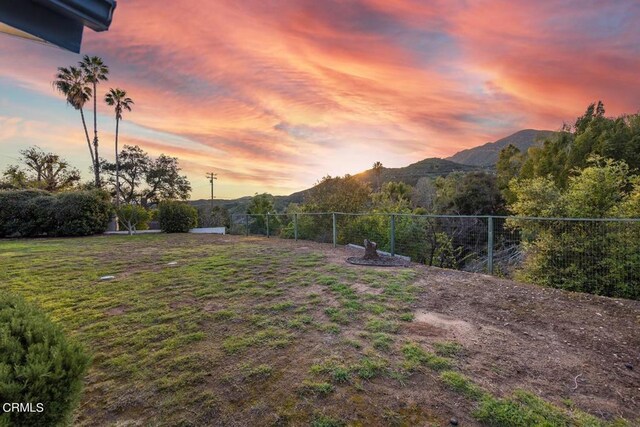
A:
[92,81,100,186]
[115,117,120,209]
[79,107,99,186]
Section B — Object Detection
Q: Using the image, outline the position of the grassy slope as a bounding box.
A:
[0,235,631,426]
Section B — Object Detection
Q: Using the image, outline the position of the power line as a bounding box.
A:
[206,172,217,209]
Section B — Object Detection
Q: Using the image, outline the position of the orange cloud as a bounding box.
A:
[1,0,638,199]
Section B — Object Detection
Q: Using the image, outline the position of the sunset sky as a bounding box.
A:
[1,0,639,199]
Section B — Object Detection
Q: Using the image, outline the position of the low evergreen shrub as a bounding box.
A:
[0,294,91,426]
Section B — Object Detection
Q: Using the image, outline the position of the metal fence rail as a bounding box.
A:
[229,212,640,300]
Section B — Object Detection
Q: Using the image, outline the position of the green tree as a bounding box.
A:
[53,66,97,185]
[563,157,629,218]
[2,147,80,192]
[0,166,28,189]
[303,175,370,213]
[412,177,436,211]
[519,131,572,187]
[247,193,274,215]
[509,177,563,218]
[513,102,640,191]
[197,205,231,228]
[101,145,149,203]
[101,146,191,205]
[509,158,640,299]
[375,181,412,205]
[105,88,134,208]
[247,193,276,234]
[496,144,524,205]
[435,172,505,215]
[79,55,109,182]
[117,204,151,235]
[143,154,191,205]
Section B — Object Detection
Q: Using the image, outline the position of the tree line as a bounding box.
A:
[245,102,640,299]
[1,144,191,207]
[2,54,192,206]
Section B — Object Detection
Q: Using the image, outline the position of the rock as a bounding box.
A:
[99,275,115,281]
[167,261,178,266]
[363,239,379,260]
[450,418,459,426]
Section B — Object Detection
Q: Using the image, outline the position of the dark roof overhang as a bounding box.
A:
[0,0,116,53]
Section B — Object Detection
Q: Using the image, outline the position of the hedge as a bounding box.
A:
[158,201,198,233]
[0,190,112,238]
[0,293,91,426]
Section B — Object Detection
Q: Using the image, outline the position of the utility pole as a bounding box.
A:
[206,172,217,210]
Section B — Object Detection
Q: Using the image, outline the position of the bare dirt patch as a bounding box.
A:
[352,282,383,295]
[222,235,640,421]
[414,267,640,421]
[410,310,476,341]
[169,297,197,309]
[105,305,129,316]
[203,301,224,312]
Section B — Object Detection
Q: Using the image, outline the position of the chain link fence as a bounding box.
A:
[229,212,640,299]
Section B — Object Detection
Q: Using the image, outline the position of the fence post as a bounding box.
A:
[332,213,337,248]
[294,213,298,241]
[266,213,270,238]
[390,214,396,256]
[245,214,249,236]
[487,216,494,274]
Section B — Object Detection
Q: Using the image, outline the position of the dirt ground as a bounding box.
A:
[265,237,640,423]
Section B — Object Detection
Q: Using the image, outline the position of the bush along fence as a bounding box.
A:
[0,189,112,237]
[229,212,640,300]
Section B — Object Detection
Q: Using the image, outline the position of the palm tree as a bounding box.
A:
[372,161,383,191]
[53,66,99,185]
[105,88,134,207]
[79,55,109,182]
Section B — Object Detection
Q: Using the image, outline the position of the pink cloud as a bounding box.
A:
[1,0,638,198]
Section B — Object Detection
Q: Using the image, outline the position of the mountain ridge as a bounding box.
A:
[191,129,554,214]
[446,129,555,166]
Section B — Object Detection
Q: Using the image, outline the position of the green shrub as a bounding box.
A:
[0,190,111,237]
[158,201,198,233]
[24,195,57,236]
[0,190,51,237]
[53,191,112,236]
[117,205,152,233]
[0,294,91,426]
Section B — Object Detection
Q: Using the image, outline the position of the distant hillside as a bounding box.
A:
[190,193,304,216]
[447,129,555,167]
[191,158,481,214]
[192,129,553,213]
[355,158,482,187]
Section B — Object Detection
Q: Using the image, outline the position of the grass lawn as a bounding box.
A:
[0,234,637,426]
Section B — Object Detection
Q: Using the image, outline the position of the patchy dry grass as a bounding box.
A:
[0,234,636,426]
